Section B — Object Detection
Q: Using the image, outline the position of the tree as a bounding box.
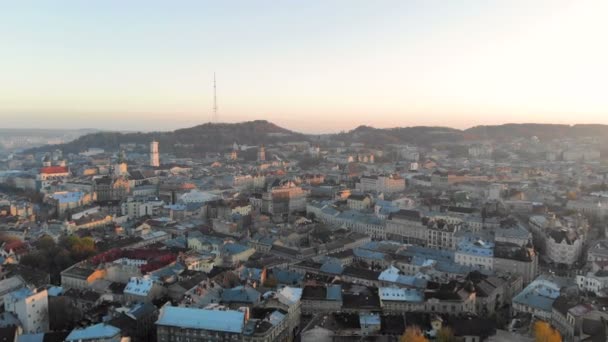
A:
[534,321,562,342]
[36,235,56,250]
[401,326,429,342]
[437,327,457,342]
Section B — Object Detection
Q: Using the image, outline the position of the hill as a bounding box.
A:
[27,122,608,156]
[464,123,608,141]
[333,125,465,146]
[26,120,306,156]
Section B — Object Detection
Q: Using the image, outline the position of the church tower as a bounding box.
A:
[114,149,128,177]
[257,145,266,162]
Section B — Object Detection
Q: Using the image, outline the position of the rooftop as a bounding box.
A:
[156,306,245,333]
[66,323,121,341]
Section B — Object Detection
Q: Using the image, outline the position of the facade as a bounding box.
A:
[493,242,538,284]
[576,271,608,295]
[150,141,160,167]
[386,210,426,245]
[357,175,405,194]
[301,285,343,314]
[121,197,164,219]
[347,194,372,210]
[262,181,307,216]
[257,145,266,162]
[4,288,49,334]
[454,238,494,271]
[545,229,583,266]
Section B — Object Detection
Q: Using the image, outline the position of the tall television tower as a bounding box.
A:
[212,72,218,123]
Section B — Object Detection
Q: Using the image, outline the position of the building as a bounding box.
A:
[121,197,164,219]
[94,176,130,202]
[386,210,426,245]
[357,175,405,194]
[0,276,27,307]
[150,140,160,167]
[65,323,122,342]
[262,181,307,216]
[60,264,106,290]
[50,191,95,217]
[156,306,245,342]
[38,166,69,182]
[301,285,343,314]
[512,276,568,320]
[378,287,425,313]
[493,242,538,284]
[576,270,608,295]
[4,288,49,333]
[257,145,266,162]
[545,229,583,266]
[587,240,608,263]
[426,220,462,250]
[347,193,372,210]
[123,276,164,303]
[454,238,494,271]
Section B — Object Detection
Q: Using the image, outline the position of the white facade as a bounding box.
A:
[545,231,583,266]
[576,271,608,295]
[121,197,164,219]
[4,289,49,333]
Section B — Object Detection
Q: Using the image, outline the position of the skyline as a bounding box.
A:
[2,1,608,133]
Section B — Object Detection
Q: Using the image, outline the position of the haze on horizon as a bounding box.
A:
[2,0,608,133]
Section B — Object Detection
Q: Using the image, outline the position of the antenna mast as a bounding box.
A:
[212,72,218,123]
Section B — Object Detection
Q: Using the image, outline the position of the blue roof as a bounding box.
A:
[513,277,565,313]
[52,191,84,204]
[379,287,424,302]
[320,259,344,275]
[353,248,386,261]
[156,306,245,333]
[268,310,286,326]
[221,286,261,304]
[456,238,494,257]
[239,267,264,281]
[7,288,33,301]
[360,313,381,326]
[165,204,186,211]
[17,333,44,342]
[273,269,304,285]
[150,263,185,279]
[400,245,455,262]
[222,243,251,255]
[326,285,342,301]
[47,286,63,297]
[66,323,121,341]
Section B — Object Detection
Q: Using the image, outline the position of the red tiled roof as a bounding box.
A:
[40,166,69,174]
[4,241,27,254]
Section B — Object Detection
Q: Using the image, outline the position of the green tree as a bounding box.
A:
[37,235,56,250]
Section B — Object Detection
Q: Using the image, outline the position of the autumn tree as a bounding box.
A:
[401,326,429,342]
[534,321,562,342]
[437,327,457,342]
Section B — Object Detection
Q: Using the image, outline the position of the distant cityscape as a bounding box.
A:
[0,120,607,341]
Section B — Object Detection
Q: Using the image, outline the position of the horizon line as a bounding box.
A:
[3,120,608,135]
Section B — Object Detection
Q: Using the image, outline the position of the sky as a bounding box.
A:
[1,0,608,133]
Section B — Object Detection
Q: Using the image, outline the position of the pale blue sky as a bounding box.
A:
[1,1,607,132]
